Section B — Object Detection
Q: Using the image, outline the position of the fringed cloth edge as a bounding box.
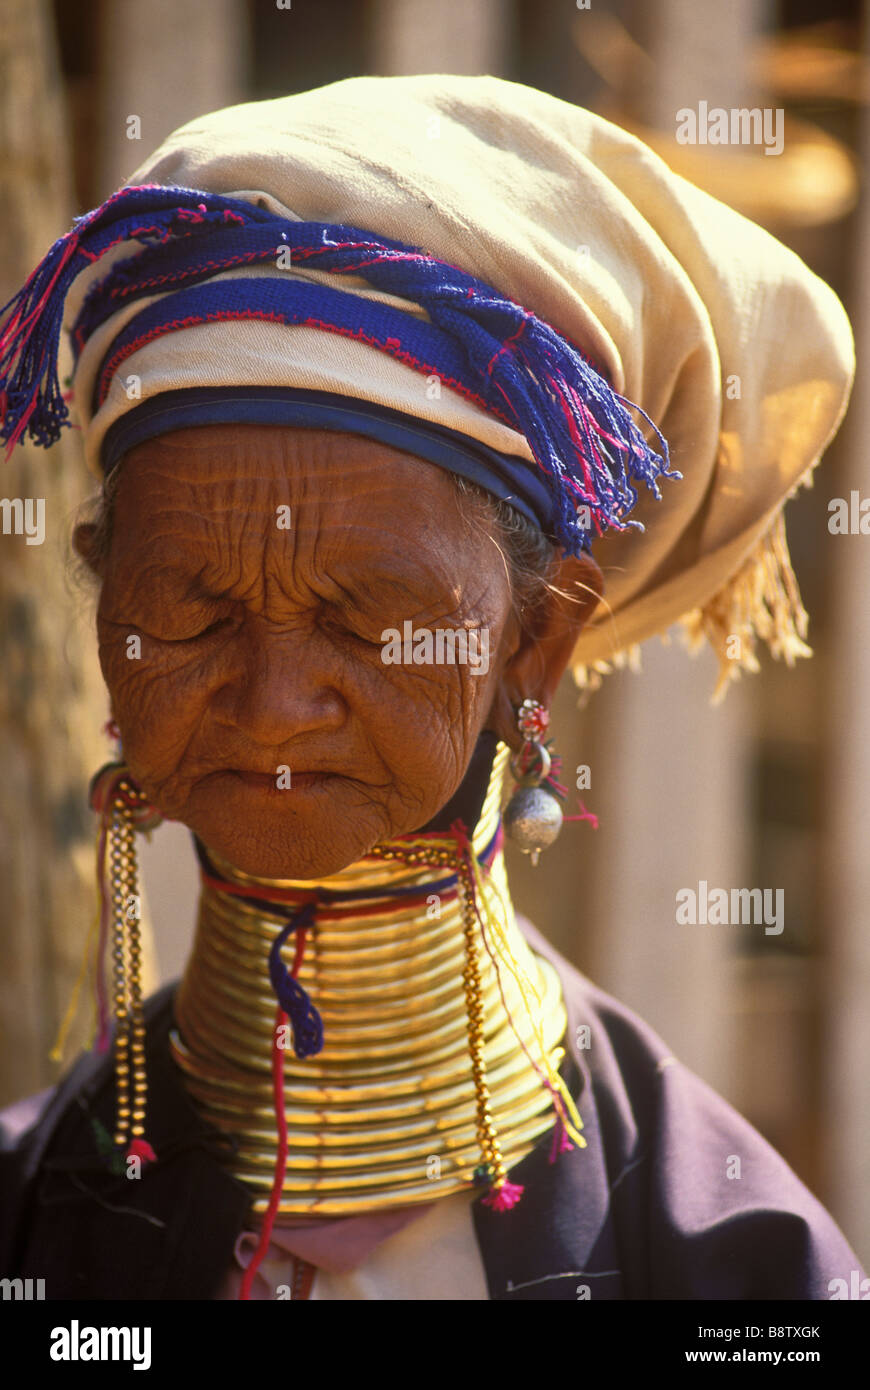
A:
[571,501,812,707]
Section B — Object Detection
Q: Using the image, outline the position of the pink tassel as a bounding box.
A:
[563,797,600,830]
[548,1114,574,1164]
[482,1179,524,1212]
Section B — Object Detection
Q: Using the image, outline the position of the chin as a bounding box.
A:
[226,837,369,881]
[190,807,381,881]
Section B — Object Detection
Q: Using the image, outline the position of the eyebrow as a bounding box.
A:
[140,552,431,612]
[329,567,429,612]
[137,563,218,604]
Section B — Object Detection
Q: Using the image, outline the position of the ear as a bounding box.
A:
[486,551,604,751]
[72,521,106,580]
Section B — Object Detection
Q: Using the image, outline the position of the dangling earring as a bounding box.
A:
[89,758,162,1167]
[502,698,566,866]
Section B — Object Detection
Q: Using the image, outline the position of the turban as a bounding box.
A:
[0,74,854,697]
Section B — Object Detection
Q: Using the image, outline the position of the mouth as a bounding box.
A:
[229,769,332,790]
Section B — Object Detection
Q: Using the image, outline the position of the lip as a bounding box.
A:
[230,769,331,789]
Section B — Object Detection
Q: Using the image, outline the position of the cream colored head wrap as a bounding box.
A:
[62,74,854,696]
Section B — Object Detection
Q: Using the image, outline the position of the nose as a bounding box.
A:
[210,614,346,747]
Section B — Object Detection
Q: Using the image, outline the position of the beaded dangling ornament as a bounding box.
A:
[88,756,163,1169]
[503,698,600,864]
[503,699,564,864]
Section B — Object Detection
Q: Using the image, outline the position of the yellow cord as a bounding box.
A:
[49,904,101,1064]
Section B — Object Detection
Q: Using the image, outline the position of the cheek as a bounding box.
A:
[98,627,211,771]
[367,659,498,787]
[362,660,504,838]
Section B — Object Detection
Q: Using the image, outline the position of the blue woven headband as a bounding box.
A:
[0,184,681,556]
[101,386,555,536]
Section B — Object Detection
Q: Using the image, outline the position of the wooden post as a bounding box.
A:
[369,0,509,76]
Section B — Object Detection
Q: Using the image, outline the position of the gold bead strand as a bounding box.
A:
[125,795,148,1145]
[455,856,512,1198]
[109,791,136,1151]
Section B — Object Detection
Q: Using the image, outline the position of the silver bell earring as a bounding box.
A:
[502,698,566,866]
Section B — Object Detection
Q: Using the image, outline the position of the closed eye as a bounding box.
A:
[129,612,236,643]
[170,614,236,642]
[318,607,384,648]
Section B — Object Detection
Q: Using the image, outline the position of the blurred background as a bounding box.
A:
[1,0,867,1269]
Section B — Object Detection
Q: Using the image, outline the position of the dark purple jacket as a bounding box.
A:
[0,919,864,1300]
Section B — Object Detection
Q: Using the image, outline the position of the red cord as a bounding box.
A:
[238,927,307,1300]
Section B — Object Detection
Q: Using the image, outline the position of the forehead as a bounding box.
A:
[111,423,464,559]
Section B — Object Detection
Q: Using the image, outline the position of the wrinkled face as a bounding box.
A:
[81,425,530,879]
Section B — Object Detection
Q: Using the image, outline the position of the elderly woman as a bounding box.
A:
[0,75,865,1302]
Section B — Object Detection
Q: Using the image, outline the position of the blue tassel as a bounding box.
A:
[267,902,324,1059]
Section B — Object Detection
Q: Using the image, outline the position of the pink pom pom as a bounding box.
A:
[126,1138,157,1166]
[482,1179,524,1212]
